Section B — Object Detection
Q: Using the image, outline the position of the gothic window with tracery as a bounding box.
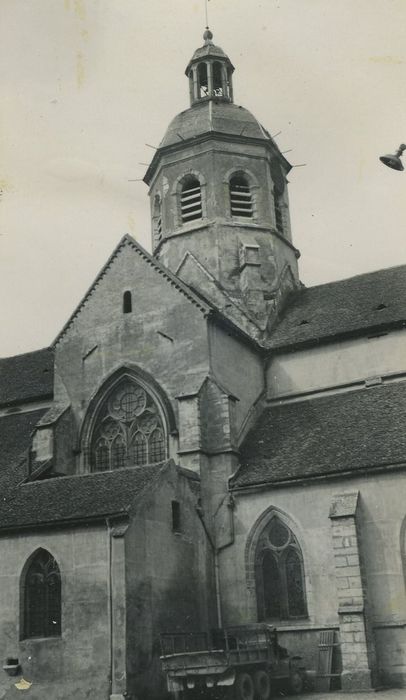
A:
[22,549,61,639]
[91,380,167,471]
[255,516,307,621]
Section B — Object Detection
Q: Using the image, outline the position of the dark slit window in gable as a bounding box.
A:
[123,291,132,314]
[172,500,181,532]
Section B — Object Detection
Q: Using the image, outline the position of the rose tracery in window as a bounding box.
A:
[91,381,167,471]
[255,516,307,621]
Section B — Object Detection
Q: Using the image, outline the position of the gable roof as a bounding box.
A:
[233,381,406,488]
[267,265,406,349]
[0,462,169,531]
[53,235,213,346]
[0,348,54,408]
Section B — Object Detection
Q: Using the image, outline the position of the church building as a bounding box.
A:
[0,29,406,700]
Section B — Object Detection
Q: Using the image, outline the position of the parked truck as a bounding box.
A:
[160,623,306,699]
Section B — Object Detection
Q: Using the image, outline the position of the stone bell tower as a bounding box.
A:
[144,29,300,324]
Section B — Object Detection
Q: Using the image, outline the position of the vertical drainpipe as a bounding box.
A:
[106,518,113,696]
[197,500,235,629]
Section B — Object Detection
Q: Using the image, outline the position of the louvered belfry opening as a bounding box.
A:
[229,174,253,218]
[180,176,202,223]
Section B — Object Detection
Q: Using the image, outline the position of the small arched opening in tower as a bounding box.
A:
[213,62,224,97]
[229,174,253,218]
[198,62,209,98]
[180,176,202,223]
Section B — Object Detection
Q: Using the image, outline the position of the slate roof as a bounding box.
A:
[158,101,272,149]
[233,381,406,488]
[0,463,169,531]
[267,265,406,349]
[0,348,54,408]
[0,409,48,489]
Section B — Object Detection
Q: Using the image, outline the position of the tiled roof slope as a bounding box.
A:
[234,382,406,488]
[267,265,406,349]
[0,463,168,531]
[0,409,48,489]
[0,348,54,408]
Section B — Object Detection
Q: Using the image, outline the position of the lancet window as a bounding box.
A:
[91,380,167,472]
[22,549,61,639]
[255,516,307,621]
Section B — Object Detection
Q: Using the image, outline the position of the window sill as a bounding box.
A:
[20,635,62,644]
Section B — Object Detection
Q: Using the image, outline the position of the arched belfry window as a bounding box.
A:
[213,62,224,97]
[90,379,167,472]
[255,516,307,621]
[198,62,209,98]
[229,174,253,218]
[22,549,61,639]
[180,175,202,223]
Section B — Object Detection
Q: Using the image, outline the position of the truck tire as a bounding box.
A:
[253,670,270,700]
[234,672,255,700]
[289,671,304,695]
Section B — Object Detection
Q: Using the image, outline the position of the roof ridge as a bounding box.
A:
[304,262,406,293]
[0,346,53,363]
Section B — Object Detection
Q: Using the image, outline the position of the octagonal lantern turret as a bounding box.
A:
[186,28,235,105]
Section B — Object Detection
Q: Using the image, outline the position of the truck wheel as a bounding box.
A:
[234,672,255,700]
[253,670,270,700]
[289,671,304,695]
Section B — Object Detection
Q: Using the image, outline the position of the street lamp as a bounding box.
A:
[379,144,406,171]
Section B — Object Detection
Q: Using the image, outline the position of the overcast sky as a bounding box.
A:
[1,0,406,358]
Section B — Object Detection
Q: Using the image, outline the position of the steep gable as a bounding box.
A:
[54,235,212,347]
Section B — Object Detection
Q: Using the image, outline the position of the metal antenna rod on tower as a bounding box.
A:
[205,0,210,28]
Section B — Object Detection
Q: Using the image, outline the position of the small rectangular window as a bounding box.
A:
[171,500,181,533]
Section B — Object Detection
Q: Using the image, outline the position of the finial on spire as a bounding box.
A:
[204,0,213,42]
[203,27,213,44]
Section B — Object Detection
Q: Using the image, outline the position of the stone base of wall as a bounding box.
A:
[341,668,373,691]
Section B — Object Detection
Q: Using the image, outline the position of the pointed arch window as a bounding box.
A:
[22,549,61,639]
[180,175,202,223]
[90,379,167,472]
[229,174,253,218]
[255,516,307,621]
